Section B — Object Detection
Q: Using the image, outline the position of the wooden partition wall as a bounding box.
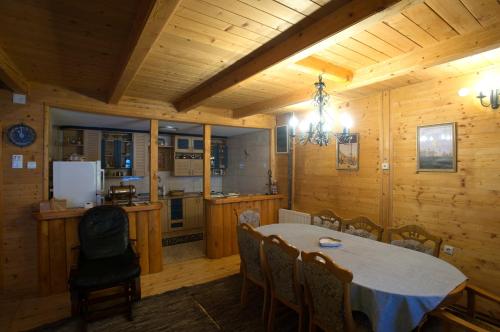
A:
[34,204,162,296]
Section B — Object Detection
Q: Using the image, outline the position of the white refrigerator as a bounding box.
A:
[53,161,104,208]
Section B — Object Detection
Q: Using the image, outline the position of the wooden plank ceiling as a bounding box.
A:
[0,0,499,114]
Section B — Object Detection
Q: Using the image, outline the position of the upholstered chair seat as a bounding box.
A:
[391,239,435,256]
[236,208,261,228]
[344,226,378,241]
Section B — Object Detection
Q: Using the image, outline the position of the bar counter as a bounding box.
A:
[205,194,285,258]
[33,203,163,295]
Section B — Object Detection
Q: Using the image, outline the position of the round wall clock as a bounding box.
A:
[7,124,37,147]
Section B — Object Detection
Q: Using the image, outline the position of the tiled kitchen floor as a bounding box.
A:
[163,240,206,264]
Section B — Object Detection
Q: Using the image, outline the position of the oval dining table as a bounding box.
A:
[257,223,467,332]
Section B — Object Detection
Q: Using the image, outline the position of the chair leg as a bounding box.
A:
[70,289,80,317]
[267,298,277,332]
[126,282,133,321]
[298,309,305,332]
[132,277,141,302]
[261,283,269,321]
[240,276,249,306]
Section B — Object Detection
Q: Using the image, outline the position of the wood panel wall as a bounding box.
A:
[284,69,500,303]
[0,82,274,297]
[0,89,44,296]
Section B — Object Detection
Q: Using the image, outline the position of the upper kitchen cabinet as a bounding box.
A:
[133,133,149,177]
[175,136,204,153]
[83,130,101,161]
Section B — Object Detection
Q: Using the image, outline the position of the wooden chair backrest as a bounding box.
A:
[234,207,261,227]
[342,216,384,241]
[236,223,265,285]
[388,224,443,257]
[310,209,342,231]
[261,235,302,310]
[301,251,355,332]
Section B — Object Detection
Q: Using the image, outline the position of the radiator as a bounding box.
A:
[278,209,311,224]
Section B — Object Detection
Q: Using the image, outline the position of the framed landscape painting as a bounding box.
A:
[336,134,359,170]
[417,122,456,172]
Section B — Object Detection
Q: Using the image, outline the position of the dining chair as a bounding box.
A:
[235,207,261,228]
[388,224,443,257]
[301,251,356,332]
[310,209,342,231]
[261,235,305,332]
[236,223,268,319]
[341,216,384,241]
[429,284,499,331]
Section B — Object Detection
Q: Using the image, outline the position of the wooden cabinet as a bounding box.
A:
[175,135,203,153]
[173,158,203,176]
[158,147,173,171]
[83,130,101,161]
[160,196,204,234]
[133,133,149,177]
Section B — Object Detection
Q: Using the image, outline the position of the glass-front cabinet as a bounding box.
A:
[101,132,133,177]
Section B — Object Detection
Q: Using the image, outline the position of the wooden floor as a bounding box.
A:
[0,255,241,332]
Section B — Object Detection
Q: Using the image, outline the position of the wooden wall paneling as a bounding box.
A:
[48,220,67,293]
[0,119,2,291]
[379,91,393,231]
[129,211,137,240]
[203,125,211,199]
[43,104,50,200]
[37,220,50,296]
[136,211,150,275]
[64,218,79,278]
[148,209,163,273]
[222,204,232,257]
[208,204,223,258]
[150,119,158,202]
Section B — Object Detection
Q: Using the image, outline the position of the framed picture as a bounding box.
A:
[336,134,359,170]
[276,125,289,154]
[417,122,456,172]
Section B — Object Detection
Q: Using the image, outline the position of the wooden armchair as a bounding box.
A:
[310,209,342,231]
[301,251,356,332]
[261,235,305,332]
[236,223,268,319]
[235,207,261,228]
[430,284,500,331]
[341,216,384,241]
[388,224,442,257]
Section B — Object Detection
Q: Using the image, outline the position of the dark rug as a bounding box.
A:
[31,274,297,332]
[31,274,453,332]
[162,233,204,247]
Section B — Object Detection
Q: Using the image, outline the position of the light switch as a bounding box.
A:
[27,161,37,169]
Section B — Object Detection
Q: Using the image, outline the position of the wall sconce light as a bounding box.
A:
[477,89,499,110]
[475,72,499,110]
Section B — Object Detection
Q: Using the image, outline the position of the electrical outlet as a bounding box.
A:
[443,245,454,255]
[382,162,390,170]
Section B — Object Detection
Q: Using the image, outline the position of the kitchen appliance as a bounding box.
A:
[109,184,136,206]
[53,161,104,208]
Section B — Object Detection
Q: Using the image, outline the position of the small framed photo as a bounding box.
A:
[336,134,359,170]
[276,125,289,154]
[417,122,456,172]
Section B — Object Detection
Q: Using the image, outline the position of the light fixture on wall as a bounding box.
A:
[288,75,354,146]
[476,73,499,110]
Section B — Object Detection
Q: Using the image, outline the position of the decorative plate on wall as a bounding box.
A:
[7,124,37,147]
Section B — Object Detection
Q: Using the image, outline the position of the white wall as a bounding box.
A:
[223,130,269,194]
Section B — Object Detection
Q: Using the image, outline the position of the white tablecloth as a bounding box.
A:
[257,224,467,332]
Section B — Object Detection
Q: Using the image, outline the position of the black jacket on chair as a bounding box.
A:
[69,205,140,291]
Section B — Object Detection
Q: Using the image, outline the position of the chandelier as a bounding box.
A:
[289,75,354,146]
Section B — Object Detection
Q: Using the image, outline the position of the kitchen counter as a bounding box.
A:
[159,192,202,200]
[205,194,285,259]
[33,203,163,295]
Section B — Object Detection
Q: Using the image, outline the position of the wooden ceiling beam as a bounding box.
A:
[294,56,353,82]
[107,0,181,104]
[173,0,424,112]
[234,23,500,118]
[0,45,29,93]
